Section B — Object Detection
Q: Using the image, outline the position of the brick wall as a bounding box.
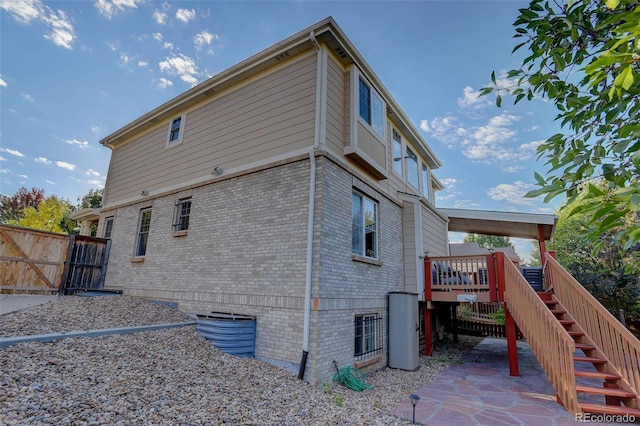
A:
[101,160,310,362]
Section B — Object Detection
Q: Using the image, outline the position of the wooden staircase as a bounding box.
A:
[538,292,640,417]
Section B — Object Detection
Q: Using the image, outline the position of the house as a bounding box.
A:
[91,17,454,385]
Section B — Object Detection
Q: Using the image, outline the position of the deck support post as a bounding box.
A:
[424,306,432,356]
[537,224,547,262]
[505,305,519,376]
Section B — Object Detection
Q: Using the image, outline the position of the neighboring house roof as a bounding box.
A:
[449,242,520,262]
[70,208,100,222]
[98,17,442,171]
[440,208,558,241]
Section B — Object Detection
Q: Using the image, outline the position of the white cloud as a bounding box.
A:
[35,156,51,164]
[106,41,119,51]
[175,8,195,23]
[157,77,173,88]
[65,138,89,148]
[55,161,76,170]
[0,76,7,88]
[457,86,491,109]
[159,53,199,86]
[138,60,148,67]
[1,148,25,157]
[438,177,459,189]
[119,52,129,65]
[487,181,536,205]
[0,155,6,161]
[519,140,543,153]
[91,125,100,133]
[41,9,74,49]
[194,30,218,51]
[21,92,34,102]
[162,42,174,50]
[0,0,43,24]
[0,169,8,173]
[152,32,163,42]
[87,179,105,188]
[18,174,28,178]
[95,0,141,19]
[45,180,56,185]
[86,169,101,176]
[153,9,167,24]
[1,0,75,49]
[503,165,524,173]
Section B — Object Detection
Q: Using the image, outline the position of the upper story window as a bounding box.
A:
[358,77,385,139]
[406,147,419,190]
[173,198,192,232]
[392,129,403,176]
[135,208,152,257]
[166,114,185,148]
[352,191,378,259]
[103,217,114,239]
[421,162,431,200]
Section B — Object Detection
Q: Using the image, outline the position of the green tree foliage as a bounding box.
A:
[464,233,514,249]
[482,0,640,257]
[0,187,45,223]
[78,188,103,209]
[545,189,639,335]
[17,196,76,234]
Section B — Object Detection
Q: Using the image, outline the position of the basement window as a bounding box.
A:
[352,191,378,260]
[354,313,383,359]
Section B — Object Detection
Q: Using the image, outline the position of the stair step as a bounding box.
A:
[576,385,636,398]
[568,331,585,337]
[579,403,640,417]
[575,370,620,381]
[574,356,607,365]
[575,343,596,351]
[550,309,566,315]
[560,319,575,325]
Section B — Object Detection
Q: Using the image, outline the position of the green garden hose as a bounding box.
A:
[332,361,374,392]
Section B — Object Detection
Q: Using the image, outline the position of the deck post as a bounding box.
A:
[505,305,519,376]
[537,224,547,262]
[424,306,432,356]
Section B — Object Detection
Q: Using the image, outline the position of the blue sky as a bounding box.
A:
[0,0,564,261]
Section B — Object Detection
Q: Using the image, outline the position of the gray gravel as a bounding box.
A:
[0,295,482,425]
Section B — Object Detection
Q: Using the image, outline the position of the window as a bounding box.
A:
[406,147,419,189]
[166,114,185,147]
[358,77,385,139]
[352,192,377,259]
[173,198,192,232]
[392,130,403,176]
[135,209,152,257]
[103,217,114,239]
[354,314,383,359]
[421,162,431,200]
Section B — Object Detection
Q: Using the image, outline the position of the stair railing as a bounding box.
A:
[502,256,580,414]
[544,253,640,401]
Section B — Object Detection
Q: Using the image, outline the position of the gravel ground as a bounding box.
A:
[0,295,482,425]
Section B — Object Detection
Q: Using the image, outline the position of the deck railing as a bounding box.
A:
[503,256,580,415]
[424,255,497,302]
[544,253,640,402]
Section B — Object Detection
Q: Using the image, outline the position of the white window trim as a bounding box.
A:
[406,146,420,191]
[352,191,379,261]
[422,162,432,201]
[166,113,186,148]
[392,129,404,178]
[353,70,386,142]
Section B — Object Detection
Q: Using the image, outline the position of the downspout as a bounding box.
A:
[298,30,323,380]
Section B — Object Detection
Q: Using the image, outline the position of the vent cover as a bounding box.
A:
[274,51,290,61]
[334,46,347,59]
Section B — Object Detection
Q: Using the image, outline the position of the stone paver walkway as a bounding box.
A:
[391,338,631,425]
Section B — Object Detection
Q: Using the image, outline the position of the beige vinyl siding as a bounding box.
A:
[402,201,418,293]
[105,53,317,204]
[356,122,387,169]
[422,206,448,256]
[325,54,346,155]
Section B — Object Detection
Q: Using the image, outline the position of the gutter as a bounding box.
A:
[298,30,324,381]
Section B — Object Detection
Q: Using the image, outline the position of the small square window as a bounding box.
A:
[173,198,192,232]
[354,313,382,359]
[166,114,185,147]
[103,217,114,239]
[135,208,152,257]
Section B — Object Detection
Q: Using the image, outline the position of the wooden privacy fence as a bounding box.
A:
[0,225,110,294]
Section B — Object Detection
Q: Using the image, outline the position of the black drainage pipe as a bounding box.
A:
[297,350,309,380]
